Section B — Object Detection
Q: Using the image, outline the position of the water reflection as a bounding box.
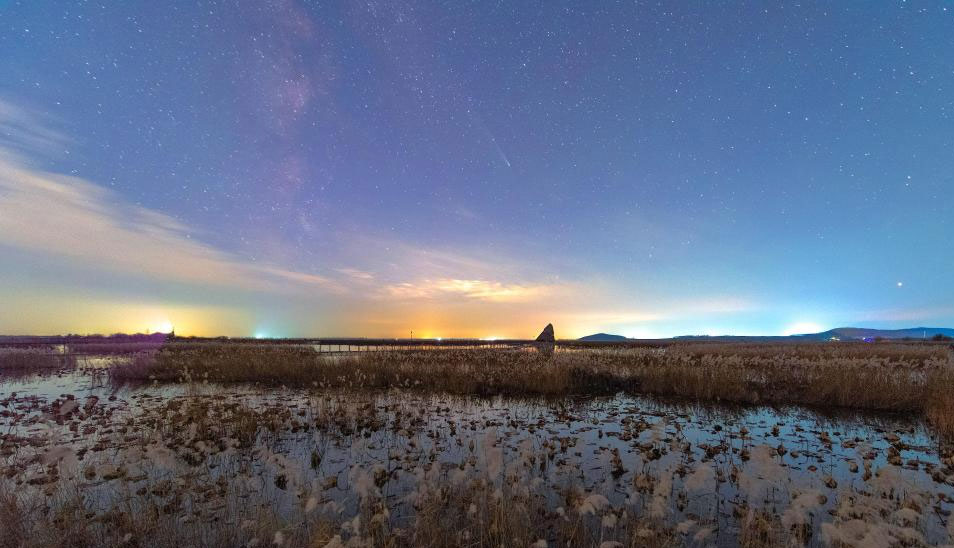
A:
[2,362,952,546]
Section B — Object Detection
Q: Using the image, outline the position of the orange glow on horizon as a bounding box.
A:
[2,286,648,340]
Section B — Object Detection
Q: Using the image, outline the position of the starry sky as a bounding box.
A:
[1,1,952,338]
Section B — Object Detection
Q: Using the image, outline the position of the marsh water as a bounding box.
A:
[2,356,953,546]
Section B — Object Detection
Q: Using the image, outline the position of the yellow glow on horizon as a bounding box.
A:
[150,320,174,334]
[0,290,256,337]
[3,284,654,341]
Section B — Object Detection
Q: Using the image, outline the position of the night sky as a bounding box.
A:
[1,1,952,338]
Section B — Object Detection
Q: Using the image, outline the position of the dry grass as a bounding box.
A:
[926,372,954,437]
[633,343,953,411]
[106,342,954,419]
[109,344,626,394]
[0,348,72,370]
[3,388,950,548]
[104,341,954,438]
[67,341,168,354]
[6,341,954,547]
[0,481,681,548]
[0,391,694,548]
[5,342,954,547]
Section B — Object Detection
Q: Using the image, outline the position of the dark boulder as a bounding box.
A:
[535,323,555,342]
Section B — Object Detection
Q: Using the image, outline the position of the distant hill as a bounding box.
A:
[578,333,631,342]
[795,327,954,341]
[585,326,954,343]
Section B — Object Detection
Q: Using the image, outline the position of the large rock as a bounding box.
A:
[535,323,555,342]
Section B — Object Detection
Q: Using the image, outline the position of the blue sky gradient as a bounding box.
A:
[1,2,952,337]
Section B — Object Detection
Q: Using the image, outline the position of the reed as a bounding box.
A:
[106,342,954,416]
[0,348,71,370]
[2,388,950,548]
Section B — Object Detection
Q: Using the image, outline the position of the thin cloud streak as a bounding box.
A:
[383,278,560,303]
[0,99,772,338]
[0,148,767,337]
[0,147,581,318]
[0,99,72,162]
[854,306,954,324]
[0,157,341,294]
[335,267,375,280]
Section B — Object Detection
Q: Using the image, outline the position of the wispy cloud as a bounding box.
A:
[0,119,565,309]
[0,99,71,162]
[671,297,756,315]
[855,306,954,323]
[0,98,772,338]
[335,267,375,280]
[0,106,572,312]
[0,156,341,294]
[562,310,663,325]
[384,278,559,303]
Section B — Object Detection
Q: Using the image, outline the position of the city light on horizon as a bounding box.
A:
[150,320,174,335]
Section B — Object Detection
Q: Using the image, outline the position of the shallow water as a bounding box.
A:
[2,361,953,546]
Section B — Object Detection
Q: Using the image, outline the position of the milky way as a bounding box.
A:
[0,2,952,337]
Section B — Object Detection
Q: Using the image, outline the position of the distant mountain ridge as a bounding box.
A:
[579,327,954,342]
[578,333,631,342]
[795,327,954,341]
